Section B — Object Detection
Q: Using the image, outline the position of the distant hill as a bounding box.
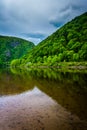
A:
[0,36,34,66]
[11,12,87,67]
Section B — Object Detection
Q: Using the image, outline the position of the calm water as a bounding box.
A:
[0,68,87,130]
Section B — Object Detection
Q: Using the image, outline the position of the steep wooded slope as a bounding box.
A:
[11,12,87,67]
[0,36,34,66]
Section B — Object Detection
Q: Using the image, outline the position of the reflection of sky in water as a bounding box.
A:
[0,87,39,97]
[0,85,87,130]
[0,69,87,122]
[0,87,55,105]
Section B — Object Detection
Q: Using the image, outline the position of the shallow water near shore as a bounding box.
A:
[0,68,87,130]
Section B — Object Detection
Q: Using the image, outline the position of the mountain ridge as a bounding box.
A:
[0,35,35,66]
[10,12,87,67]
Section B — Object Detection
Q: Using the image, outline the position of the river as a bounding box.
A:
[0,68,87,130]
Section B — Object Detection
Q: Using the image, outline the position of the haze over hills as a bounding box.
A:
[0,36,34,66]
[11,12,87,67]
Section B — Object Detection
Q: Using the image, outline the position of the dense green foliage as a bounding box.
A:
[11,12,87,67]
[0,36,34,66]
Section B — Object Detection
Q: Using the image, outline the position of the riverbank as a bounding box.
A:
[11,61,87,69]
[23,62,87,70]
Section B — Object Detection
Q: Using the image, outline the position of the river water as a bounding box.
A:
[0,68,87,130]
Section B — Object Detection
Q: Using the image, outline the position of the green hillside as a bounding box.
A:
[0,36,34,66]
[11,12,87,68]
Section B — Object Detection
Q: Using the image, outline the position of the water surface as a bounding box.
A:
[0,68,87,130]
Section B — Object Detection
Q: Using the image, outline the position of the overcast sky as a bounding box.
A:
[0,0,87,44]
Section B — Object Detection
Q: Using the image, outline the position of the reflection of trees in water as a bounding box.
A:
[0,68,87,120]
[28,68,87,121]
[0,69,35,95]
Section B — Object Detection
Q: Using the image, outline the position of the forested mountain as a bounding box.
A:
[11,12,87,67]
[0,36,34,66]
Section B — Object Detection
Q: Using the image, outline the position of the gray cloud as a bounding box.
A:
[49,0,87,28]
[0,0,87,44]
